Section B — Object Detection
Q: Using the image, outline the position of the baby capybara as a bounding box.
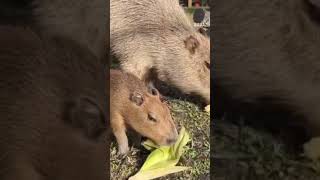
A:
[111,0,210,104]
[110,69,178,154]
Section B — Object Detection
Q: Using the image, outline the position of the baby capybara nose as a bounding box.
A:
[166,138,177,145]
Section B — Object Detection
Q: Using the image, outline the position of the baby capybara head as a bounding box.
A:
[127,86,178,146]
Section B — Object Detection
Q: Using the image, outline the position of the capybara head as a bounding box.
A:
[157,28,211,104]
[182,28,210,103]
[127,86,178,146]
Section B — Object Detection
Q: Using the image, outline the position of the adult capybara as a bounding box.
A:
[111,0,210,104]
[0,25,108,180]
[110,69,178,154]
[213,0,320,159]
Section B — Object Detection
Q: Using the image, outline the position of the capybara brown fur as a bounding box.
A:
[213,0,320,159]
[0,26,108,180]
[110,69,178,154]
[111,0,210,104]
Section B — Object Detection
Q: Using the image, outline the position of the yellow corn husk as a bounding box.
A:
[128,127,191,180]
[205,105,210,113]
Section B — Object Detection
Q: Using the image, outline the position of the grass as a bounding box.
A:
[212,116,320,180]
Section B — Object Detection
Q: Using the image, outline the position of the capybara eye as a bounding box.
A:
[147,113,157,122]
[205,61,210,69]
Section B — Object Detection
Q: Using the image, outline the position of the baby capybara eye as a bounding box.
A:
[147,113,157,122]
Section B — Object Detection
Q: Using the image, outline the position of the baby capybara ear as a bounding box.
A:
[184,35,199,54]
[146,82,168,102]
[130,92,144,106]
[68,97,106,140]
[147,83,159,96]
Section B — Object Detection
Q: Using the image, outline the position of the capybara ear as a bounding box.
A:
[68,97,106,140]
[184,35,199,54]
[147,83,159,96]
[130,92,144,106]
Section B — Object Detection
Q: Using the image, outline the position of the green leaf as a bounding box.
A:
[129,127,191,180]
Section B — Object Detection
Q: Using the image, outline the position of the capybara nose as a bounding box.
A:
[166,138,177,145]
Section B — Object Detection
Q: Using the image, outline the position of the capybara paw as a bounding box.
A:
[303,137,320,160]
[118,144,130,155]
